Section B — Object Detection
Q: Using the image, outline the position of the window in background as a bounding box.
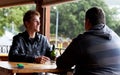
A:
[50,0,120,52]
[0,4,35,54]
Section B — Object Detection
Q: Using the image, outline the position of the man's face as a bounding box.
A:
[26,15,40,32]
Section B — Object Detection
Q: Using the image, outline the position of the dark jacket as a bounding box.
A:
[56,24,120,75]
[8,31,51,63]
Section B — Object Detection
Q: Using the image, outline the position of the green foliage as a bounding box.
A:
[0,0,120,39]
[50,0,120,39]
[0,4,35,36]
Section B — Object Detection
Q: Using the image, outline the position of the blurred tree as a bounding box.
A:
[50,0,120,39]
[0,4,35,36]
[0,0,120,38]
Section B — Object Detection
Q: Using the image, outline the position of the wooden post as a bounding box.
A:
[35,0,50,40]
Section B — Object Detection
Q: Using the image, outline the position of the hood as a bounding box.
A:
[84,24,112,40]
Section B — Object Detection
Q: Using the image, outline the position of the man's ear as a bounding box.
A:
[25,21,28,28]
[85,19,92,31]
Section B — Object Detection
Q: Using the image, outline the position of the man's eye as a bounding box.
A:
[33,20,37,22]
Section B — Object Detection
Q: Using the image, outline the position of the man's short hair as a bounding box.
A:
[85,7,106,26]
[23,10,40,27]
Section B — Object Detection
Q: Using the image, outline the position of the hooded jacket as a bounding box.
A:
[56,24,120,75]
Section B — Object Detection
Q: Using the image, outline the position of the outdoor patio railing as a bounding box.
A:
[0,45,11,54]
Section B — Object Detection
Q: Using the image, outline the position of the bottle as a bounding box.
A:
[51,44,56,61]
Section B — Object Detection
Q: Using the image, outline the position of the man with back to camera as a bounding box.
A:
[56,7,120,75]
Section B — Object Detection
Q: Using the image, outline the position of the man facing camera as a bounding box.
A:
[8,10,52,75]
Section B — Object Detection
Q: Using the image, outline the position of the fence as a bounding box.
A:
[0,45,11,54]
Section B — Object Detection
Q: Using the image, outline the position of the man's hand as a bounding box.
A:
[35,56,50,64]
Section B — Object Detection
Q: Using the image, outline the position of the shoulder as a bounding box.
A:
[13,32,25,40]
[36,33,48,40]
[74,34,86,41]
[72,33,90,44]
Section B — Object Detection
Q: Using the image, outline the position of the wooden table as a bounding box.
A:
[0,61,71,75]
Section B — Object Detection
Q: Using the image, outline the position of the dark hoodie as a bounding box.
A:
[56,24,120,75]
[84,24,112,40]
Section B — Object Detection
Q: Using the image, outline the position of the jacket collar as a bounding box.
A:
[23,31,39,41]
[84,24,112,40]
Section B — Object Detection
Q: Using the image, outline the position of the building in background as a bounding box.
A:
[0,30,14,54]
